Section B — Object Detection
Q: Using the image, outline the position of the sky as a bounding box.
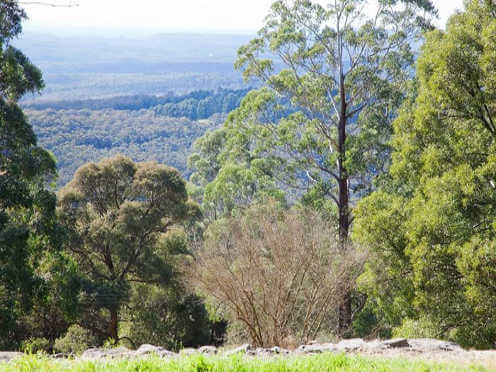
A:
[22,0,466,36]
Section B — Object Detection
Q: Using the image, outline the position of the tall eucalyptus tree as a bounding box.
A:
[191,0,436,331]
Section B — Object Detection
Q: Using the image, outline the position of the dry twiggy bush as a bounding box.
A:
[191,204,367,347]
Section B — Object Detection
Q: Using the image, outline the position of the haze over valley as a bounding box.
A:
[15,32,256,186]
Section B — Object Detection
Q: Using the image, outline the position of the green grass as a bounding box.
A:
[0,353,489,372]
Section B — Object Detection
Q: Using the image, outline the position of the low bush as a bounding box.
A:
[125,286,214,351]
[20,338,50,354]
[392,317,439,339]
[191,203,368,347]
[53,325,97,354]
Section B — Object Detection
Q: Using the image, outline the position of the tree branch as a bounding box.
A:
[19,1,78,7]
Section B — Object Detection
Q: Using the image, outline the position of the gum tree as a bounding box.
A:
[58,155,199,342]
[192,0,436,331]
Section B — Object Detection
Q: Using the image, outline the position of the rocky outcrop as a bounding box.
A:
[296,338,409,354]
[246,346,291,356]
[81,345,177,360]
[1,338,485,363]
[407,339,463,352]
[81,346,135,360]
[379,338,410,348]
[296,343,336,354]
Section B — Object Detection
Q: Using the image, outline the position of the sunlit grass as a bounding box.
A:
[0,353,489,372]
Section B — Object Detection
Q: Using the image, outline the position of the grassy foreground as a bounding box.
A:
[0,353,489,372]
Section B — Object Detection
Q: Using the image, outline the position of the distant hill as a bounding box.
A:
[15,32,253,66]
[16,32,255,102]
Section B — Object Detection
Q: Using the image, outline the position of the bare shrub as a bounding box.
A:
[190,204,367,347]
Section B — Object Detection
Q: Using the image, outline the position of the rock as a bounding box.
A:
[224,344,252,356]
[360,339,410,353]
[136,344,176,358]
[155,349,178,358]
[180,348,199,355]
[81,346,132,360]
[0,352,23,363]
[199,346,217,355]
[269,346,290,354]
[81,345,177,360]
[381,338,410,349]
[296,343,337,354]
[335,338,365,352]
[136,344,162,355]
[73,338,467,362]
[408,339,463,352]
[246,347,261,356]
[246,346,290,356]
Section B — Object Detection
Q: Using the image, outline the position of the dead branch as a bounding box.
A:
[189,203,368,348]
[19,1,78,7]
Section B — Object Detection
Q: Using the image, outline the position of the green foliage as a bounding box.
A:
[189,0,435,334]
[392,318,438,340]
[354,0,496,349]
[27,107,223,187]
[26,89,250,119]
[188,105,288,221]
[0,0,79,351]
[126,286,213,351]
[351,300,392,340]
[53,325,97,355]
[20,338,50,354]
[16,251,82,350]
[119,231,220,350]
[0,1,25,41]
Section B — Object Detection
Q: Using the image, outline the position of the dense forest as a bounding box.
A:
[3,0,496,357]
[26,89,250,186]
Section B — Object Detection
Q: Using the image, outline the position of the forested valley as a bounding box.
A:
[3,0,496,361]
[25,89,251,186]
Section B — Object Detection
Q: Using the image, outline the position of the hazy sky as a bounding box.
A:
[23,0,466,35]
